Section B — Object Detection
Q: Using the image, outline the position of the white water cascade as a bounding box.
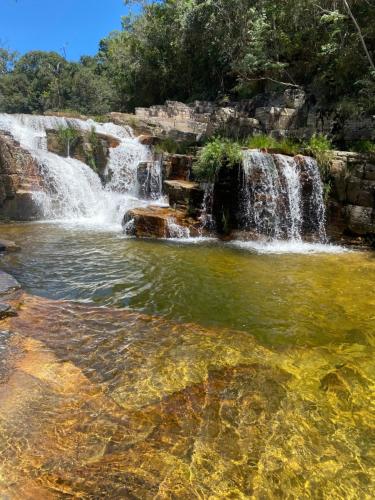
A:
[0,113,154,228]
[241,150,327,242]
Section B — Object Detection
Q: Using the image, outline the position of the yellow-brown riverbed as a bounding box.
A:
[0,223,374,498]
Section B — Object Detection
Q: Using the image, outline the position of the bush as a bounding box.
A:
[306,133,332,154]
[154,138,197,155]
[193,138,243,181]
[350,140,375,153]
[85,126,100,171]
[274,138,301,156]
[246,134,279,150]
[246,134,301,156]
[304,134,333,178]
[57,126,79,157]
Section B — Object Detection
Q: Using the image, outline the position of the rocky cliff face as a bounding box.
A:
[129,90,374,145]
[0,133,43,220]
[328,152,375,245]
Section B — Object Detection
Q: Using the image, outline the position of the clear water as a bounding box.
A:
[0,116,373,497]
[0,223,372,348]
[0,222,374,498]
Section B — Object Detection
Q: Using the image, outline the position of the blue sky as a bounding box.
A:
[0,0,131,60]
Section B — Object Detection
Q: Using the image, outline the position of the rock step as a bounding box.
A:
[123,206,200,239]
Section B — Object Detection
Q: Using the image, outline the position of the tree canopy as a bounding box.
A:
[0,0,374,115]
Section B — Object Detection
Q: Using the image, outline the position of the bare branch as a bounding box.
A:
[342,0,375,73]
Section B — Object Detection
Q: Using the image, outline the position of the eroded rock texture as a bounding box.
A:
[0,133,43,220]
[328,151,375,244]
[0,294,373,499]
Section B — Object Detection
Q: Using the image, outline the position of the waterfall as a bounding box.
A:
[199,182,215,233]
[167,218,190,239]
[138,158,164,201]
[241,150,326,242]
[274,154,303,240]
[0,114,151,227]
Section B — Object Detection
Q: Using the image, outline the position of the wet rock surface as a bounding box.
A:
[0,270,20,294]
[0,302,16,319]
[123,206,200,238]
[0,293,373,498]
[164,180,203,214]
[0,133,43,220]
[328,151,375,244]
[46,129,120,176]
[0,238,20,252]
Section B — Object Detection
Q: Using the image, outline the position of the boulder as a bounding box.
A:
[163,154,193,181]
[0,302,16,319]
[327,151,375,242]
[0,239,20,252]
[164,180,203,215]
[0,270,21,295]
[346,179,375,208]
[345,205,375,235]
[138,135,160,146]
[255,107,298,133]
[123,206,200,238]
[283,88,306,109]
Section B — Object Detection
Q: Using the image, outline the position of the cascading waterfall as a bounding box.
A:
[275,154,303,240]
[302,156,327,241]
[241,150,327,242]
[241,151,282,238]
[167,218,191,239]
[139,158,164,201]
[0,113,152,227]
[199,182,215,233]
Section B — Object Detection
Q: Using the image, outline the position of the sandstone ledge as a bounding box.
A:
[123,205,200,238]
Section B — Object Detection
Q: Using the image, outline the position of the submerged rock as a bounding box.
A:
[0,302,16,319]
[0,239,20,252]
[0,270,21,295]
[0,293,373,498]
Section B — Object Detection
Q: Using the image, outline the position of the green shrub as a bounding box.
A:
[306,133,332,154]
[193,138,243,181]
[246,134,279,150]
[57,126,79,157]
[91,114,111,124]
[350,140,375,153]
[304,134,333,178]
[275,138,301,156]
[154,138,197,155]
[246,134,301,156]
[85,126,100,171]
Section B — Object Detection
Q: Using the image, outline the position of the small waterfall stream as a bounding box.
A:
[0,114,153,228]
[241,150,327,242]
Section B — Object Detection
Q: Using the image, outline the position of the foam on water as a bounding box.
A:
[0,113,152,228]
[230,239,348,255]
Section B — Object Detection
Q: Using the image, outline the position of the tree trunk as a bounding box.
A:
[342,0,375,73]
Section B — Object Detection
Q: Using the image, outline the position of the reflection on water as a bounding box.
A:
[0,223,374,348]
[0,223,374,498]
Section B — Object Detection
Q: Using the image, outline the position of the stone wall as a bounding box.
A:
[0,133,42,220]
[328,151,375,244]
